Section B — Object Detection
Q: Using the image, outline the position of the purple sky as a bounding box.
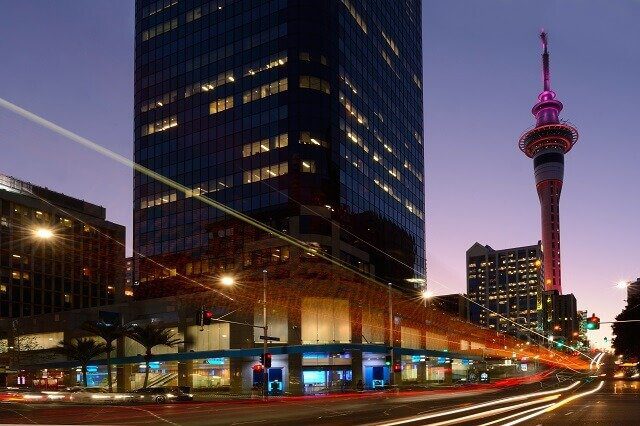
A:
[0,1,638,347]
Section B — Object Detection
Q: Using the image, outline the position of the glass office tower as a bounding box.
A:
[134,0,425,290]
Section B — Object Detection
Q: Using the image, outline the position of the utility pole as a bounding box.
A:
[262,269,268,401]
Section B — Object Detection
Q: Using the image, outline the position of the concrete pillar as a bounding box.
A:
[287,353,303,395]
[351,350,363,390]
[178,361,193,387]
[117,364,133,392]
[417,362,427,384]
[230,357,244,394]
[444,361,453,385]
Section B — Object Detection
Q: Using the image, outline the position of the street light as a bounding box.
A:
[616,280,629,290]
[33,228,54,239]
[220,275,235,286]
[420,288,434,307]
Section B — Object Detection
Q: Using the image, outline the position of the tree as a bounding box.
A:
[612,298,640,358]
[126,324,182,388]
[81,321,127,392]
[55,338,106,387]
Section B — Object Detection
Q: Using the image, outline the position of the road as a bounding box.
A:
[1,373,638,425]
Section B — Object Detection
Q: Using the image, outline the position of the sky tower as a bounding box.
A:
[519,32,579,294]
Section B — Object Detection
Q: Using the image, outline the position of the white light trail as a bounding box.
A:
[421,396,559,426]
[500,380,605,426]
[373,381,580,426]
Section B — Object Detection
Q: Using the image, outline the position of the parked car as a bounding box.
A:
[133,386,193,404]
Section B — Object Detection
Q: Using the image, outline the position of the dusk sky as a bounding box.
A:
[0,1,637,347]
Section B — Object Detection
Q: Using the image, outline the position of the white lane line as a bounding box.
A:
[500,380,605,426]
[370,381,580,426]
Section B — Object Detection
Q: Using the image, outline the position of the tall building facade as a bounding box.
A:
[466,242,543,339]
[133,0,425,290]
[542,290,579,345]
[0,174,125,318]
[518,32,579,293]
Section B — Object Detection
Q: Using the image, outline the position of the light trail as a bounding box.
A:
[500,380,605,426]
[373,380,580,426]
[420,396,559,426]
[477,403,556,426]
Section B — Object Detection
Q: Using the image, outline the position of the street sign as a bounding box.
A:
[259,335,281,341]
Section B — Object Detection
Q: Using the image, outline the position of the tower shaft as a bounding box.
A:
[537,179,562,292]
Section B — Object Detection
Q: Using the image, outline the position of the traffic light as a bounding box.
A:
[393,362,402,373]
[197,308,215,327]
[385,355,392,366]
[259,353,272,368]
[586,314,600,330]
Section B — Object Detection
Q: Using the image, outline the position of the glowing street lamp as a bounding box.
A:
[34,228,54,239]
[220,276,235,286]
[616,280,629,290]
[421,288,434,301]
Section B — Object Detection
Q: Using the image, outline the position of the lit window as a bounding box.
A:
[242,134,288,157]
[301,160,316,173]
[300,132,328,147]
[142,18,177,41]
[242,78,288,103]
[142,116,177,136]
[243,162,288,184]
[299,76,330,94]
[209,96,234,114]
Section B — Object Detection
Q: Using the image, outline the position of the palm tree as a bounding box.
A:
[55,338,106,387]
[81,321,127,392]
[126,324,182,388]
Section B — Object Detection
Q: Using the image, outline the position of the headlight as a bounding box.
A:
[23,394,43,400]
[165,393,175,398]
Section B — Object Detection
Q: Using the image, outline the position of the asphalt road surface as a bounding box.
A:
[1,373,638,425]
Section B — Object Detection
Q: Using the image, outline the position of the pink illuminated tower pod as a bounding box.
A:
[519,32,579,294]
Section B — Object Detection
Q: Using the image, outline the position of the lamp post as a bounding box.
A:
[218,272,269,400]
[262,269,268,401]
[388,282,393,387]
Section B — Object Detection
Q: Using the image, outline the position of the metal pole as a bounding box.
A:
[388,282,393,387]
[263,269,268,401]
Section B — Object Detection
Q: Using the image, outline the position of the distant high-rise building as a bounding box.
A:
[133,0,425,291]
[542,290,579,345]
[518,32,579,294]
[0,174,125,318]
[466,242,543,339]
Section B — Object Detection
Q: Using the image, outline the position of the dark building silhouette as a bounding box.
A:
[133,0,425,292]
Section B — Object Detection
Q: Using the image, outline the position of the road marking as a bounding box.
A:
[564,411,574,415]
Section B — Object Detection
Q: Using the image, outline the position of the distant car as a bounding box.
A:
[0,387,45,402]
[133,386,193,404]
[66,387,135,403]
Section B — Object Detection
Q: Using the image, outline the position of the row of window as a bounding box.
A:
[241,133,288,157]
[142,17,177,41]
[242,78,288,103]
[142,116,177,136]
[243,162,288,184]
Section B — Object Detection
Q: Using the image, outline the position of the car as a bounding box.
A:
[66,387,136,404]
[0,387,46,402]
[133,386,193,404]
